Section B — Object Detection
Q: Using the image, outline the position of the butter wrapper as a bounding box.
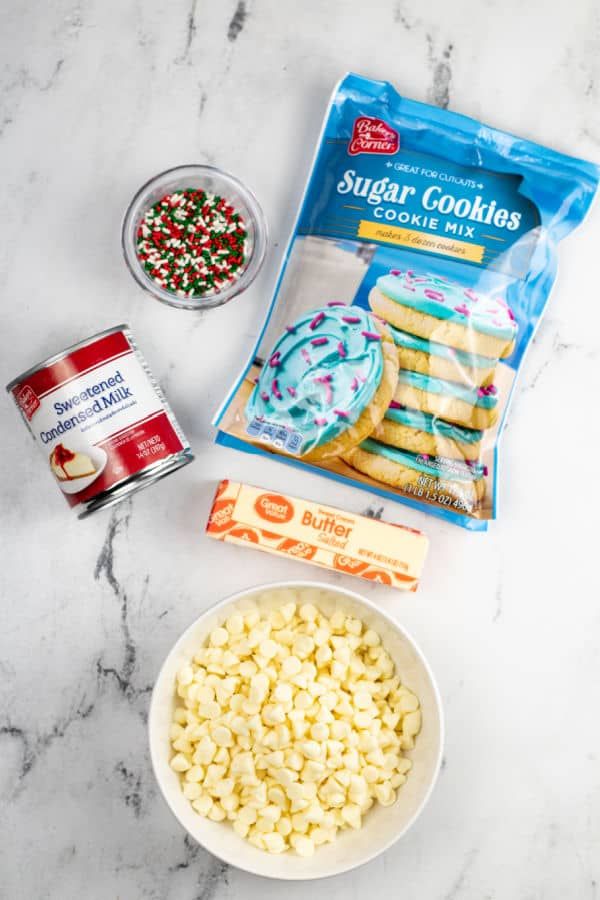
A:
[206,480,428,591]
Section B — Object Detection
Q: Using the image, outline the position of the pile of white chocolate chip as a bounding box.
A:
[170,596,421,856]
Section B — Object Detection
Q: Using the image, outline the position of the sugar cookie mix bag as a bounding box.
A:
[215,73,598,530]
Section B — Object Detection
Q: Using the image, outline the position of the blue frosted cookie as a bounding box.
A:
[245,303,399,461]
[342,437,487,512]
[372,402,483,460]
[370,270,517,360]
[389,325,496,388]
[393,370,499,430]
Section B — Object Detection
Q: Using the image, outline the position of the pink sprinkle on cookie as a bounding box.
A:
[272,379,282,400]
[327,301,347,307]
[287,386,297,397]
[464,288,479,303]
[285,325,297,334]
[342,315,361,324]
[314,375,333,404]
[361,331,381,341]
[337,341,347,358]
[310,337,329,346]
[454,304,471,317]
[260,391,269,402]
[390,269,402,276]
[314,417,328,426]
[350,376,358,391]
[269,351,282,368]
[333,409,349,418]
[309,311,325,330]
[424,289,445,302]
[301,348,312,365]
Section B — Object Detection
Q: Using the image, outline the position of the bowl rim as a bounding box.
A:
[121,163,268,311]
[148,579,445,880]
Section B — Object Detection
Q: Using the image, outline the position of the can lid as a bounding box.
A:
[5,324,130,392]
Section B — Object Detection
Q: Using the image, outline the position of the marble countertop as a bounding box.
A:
[1,0,599,897]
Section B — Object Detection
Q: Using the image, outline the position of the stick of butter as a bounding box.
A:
[206,480,429,591]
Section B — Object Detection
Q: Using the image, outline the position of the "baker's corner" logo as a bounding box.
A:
[348,116,399,156]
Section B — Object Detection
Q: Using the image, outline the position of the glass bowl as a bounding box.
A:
[122,164,268,311]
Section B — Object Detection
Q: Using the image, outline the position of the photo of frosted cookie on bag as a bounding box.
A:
[389,326,497,388]
[371,402,483,461]
[393,370,499,431]
[245,303,398,461]
[370,271,518,360]
[342,438,486,513]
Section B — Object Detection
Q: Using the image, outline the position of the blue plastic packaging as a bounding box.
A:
[215,73,598,530]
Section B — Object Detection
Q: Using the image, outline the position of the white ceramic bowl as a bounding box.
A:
[149,581,444,880]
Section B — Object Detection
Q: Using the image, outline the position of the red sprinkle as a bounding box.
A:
[342,315,361,324]
[361,331,381,341]
[311,337,329,346]
[309,312,325,330]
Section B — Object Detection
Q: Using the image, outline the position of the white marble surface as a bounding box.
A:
[1,0,600,897]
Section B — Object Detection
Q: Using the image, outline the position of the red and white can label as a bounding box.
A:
[9,328,190,510]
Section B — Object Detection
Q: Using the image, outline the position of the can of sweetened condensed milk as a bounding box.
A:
[6,324,193,517]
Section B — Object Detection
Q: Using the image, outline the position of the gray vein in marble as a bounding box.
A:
[427,37,453,110]
[492,583,502,623]
[0,59,64,139]
[94,503,152,700]
[175,0,198,64]
[1,692,95,793]
[194,855,229,900]
[227,1,248,43]
[115,760,143,818]
[444,848,478,900]
[393,2,415,31]
[523,332,595,393]
[57,2,84,40]
[169,836,229,900]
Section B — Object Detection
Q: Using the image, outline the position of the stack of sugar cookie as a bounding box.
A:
[342,270,518,513]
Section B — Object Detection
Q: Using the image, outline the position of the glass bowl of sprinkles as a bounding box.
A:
[122,164,267,311]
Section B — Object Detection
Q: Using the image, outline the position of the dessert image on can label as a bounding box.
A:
[7,324,193,517]
[49,443,97,481]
